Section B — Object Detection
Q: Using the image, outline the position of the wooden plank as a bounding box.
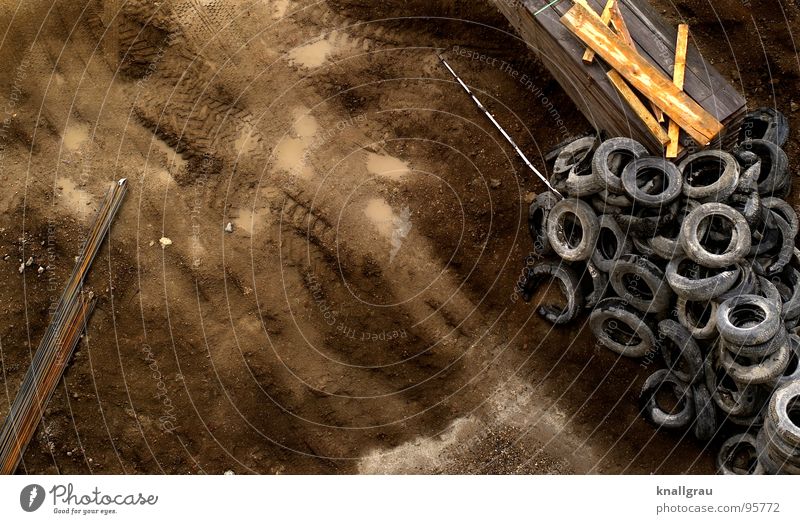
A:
[608,2,664,123]
[617,0,741,110]
[607,70,670,145]
[667,24,690,158]
[560,3,723,145]
[582,0,616,63]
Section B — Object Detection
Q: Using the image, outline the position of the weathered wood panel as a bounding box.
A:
[492,0,745,153]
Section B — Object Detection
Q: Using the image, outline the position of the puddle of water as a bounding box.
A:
[273,0,289,19]
[274,137,313,179]
[55,177,94,217]
[288,39,333,68]
[62,123,89,151]
[292,108,318,138]
[151,136,187,171]
[232,207,269,235]
[364,198,396,238]
[366,153,410,180]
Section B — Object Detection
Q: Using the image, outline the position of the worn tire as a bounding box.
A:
[589,298,655,358]
[717,294,781,346]
[676,297,718,340]
[665,256,739,301]
[621,156,683,207]
[679,150,740,203]
[717,335,791,385]
[591,214,632,273]
[692,383,718,441]
[717,433,762,475]
[528,192,559,256]
[609,254,673,314]
[704,340,759,417]
[680,203,751,268]
[546,198,600,262]
[658,319,704,384]
[592,137,648,194]
[767,381,800,449]
[640,369,694,430]
[519,260,584,325]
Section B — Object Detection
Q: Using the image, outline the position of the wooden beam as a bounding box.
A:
[582,0,616,63]
[667,24,690,158]
[609,2,664,123]
[607,70,670,145]
[561,2,723,145]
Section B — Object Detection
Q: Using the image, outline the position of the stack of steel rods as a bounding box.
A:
[0,179,127,474]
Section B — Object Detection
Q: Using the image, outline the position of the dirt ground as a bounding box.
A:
[0,0,797,474]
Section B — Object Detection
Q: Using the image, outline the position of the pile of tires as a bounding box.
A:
[520,107,800,474]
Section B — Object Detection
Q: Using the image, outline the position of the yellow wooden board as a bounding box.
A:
[609,2,664,123]
[667,24,690,157]
[583,0,616,63]
[607,70,670,145]
[562,3,723,145]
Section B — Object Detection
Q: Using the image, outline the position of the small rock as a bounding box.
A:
[37,266,45,274]
[224,222,234,233]
[224,470,235,475]
[149,240,155,247]
[2,254,8,260]
[490,178,502,189]
[72,393,79,399]
[18,263,24,273]
[159,237,173,248]
[792,101,799,113]
[25,256,33,266]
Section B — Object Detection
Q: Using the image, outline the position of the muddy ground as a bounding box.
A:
[0,0,797,474]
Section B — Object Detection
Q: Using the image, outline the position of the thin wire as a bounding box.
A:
[437,55,564,199]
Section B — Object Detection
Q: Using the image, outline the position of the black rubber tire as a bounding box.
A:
[680,203,751,268]
[621,156,683,207]
[717,433,762,475]
[724,328,786,360]
[658,319,704,384]
[519,260,584,325]
[589,298,655,358]
[545,198,600,262]
[717,294,781,346]
[609,254,673,314]
[692,383,718,441]
[737,139,790,197]
[727,191,762,228]
[528,192,559,256]
[767,381,800,449]
[640,369,694,430]
[591,214,632,273]
[775,266,800,320]
[592,137,648,194]
[769,334,800,390]
[717,335,791,385]
[616,200,679,238]
[676,297,718,340]
[553,136,596,176]
[704,339,759,417]
[597,188,633,208]
[566,160,604,197]
[678,150,740,203]
[717,263,759,301]
[740,107,790,147]
[665,256,739,301]
[582,260,609,310]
